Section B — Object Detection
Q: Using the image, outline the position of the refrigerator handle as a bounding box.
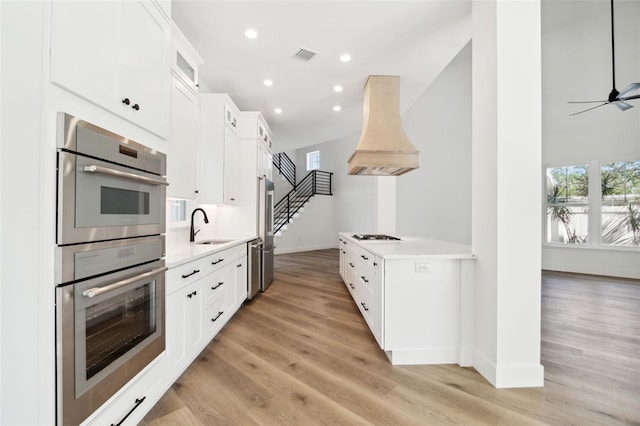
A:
[263,246,276,253]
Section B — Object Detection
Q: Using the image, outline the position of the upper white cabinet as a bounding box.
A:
[50,0,171,137]
[199,94,241,205]
[167,26,202,200]
[167,75,199,199]
[238,111,273,180]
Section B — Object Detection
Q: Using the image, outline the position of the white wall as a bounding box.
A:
[274,196,337,254]
[397,43,472,244]
[541,0,640,278]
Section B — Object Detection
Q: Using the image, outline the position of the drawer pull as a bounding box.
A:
[187,290,197,299]
[349,282,355,289]
[182,269,200,279]
[237,264,242,268]
[110,396,146,426]
[373,262,378,266]
[211,311,224,322]
[360,302,369,311]
[211,258,225,265]
[361,276,369,283]
[211,282,224,290]
[361,255,368,261]
[349,262,355,268]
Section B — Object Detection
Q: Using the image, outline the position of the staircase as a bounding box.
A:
[273,152,296,188]
[274,169,333,235]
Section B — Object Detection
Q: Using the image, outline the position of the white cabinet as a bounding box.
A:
[167,75,199,199]
[50,0,170,137]
[338,234,474,366]
[199,94,241,205]
[167,25,202,199]
[238,112,273,180]
[166,270,205,381]
[225,257,248,317]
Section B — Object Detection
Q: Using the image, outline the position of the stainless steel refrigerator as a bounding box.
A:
[248,177,275,299]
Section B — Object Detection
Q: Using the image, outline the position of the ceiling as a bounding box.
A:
[171,1,471,152]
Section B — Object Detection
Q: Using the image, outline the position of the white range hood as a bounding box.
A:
[347,75,419,176]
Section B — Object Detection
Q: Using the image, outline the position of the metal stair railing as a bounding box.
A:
[273,152,296,188]
[274,170,333,234]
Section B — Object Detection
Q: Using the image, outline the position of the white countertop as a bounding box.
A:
[165,235,257,268]
[339,232,475,260]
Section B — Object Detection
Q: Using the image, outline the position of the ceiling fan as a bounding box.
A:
[569,0,640,116]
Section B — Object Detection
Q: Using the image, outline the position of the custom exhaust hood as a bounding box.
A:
[347,75,419,176]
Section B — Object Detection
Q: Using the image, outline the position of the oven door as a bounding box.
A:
[56,260,166,426]
[57,151,167,245]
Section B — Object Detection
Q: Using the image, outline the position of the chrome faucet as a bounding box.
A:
[190,208,209,242]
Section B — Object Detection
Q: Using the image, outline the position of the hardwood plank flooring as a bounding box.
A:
[142,250,640,425]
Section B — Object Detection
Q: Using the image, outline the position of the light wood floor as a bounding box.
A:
[142,250,640,425]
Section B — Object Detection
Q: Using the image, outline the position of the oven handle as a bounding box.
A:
[82,266,168,298]
[83,165,169,186]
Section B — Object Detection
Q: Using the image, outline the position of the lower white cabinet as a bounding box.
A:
[166,279,204,380]
[338,234,474,366]
[165,243,247,383]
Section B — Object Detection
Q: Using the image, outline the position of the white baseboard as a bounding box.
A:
[384,347,458,365]
[473,350,544,388]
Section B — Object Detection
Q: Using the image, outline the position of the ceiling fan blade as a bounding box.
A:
[614,100,633,111]
[619,94,640,102]
[568,100,608,104]
[618,82,640,98]
[569,102,609,116]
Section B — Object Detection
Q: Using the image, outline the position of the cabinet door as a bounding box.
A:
[165,280,203,381]
[223,128,239,205]
[224,258,247,317]
[50,1,119,105]
[118,1,170,137]
[167,76,198,199]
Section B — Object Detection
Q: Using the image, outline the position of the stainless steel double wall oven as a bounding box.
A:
[55,113,168,425]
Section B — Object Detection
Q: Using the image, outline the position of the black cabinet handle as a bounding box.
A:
[211,258,224,265]
[349,283,355,289]
[373,262,378,266]
[360,302,369,311]
[348,262,355,268]
[182,269,200,279]
[121,98,130,105]
[187,290,197,299]
[230,198,236,201]
[211,282,224,290]
[237,264,242,268]
[110,396,145,426]
[132,103,140,111]
[361,276,369,283]
[361,255,368,261]
[211,311,224,322]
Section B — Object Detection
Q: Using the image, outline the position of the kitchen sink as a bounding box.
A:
[196,239,234,245]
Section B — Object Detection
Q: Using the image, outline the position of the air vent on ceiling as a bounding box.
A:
[292,48,318,62]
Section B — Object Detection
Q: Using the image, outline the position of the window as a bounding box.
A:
[306,150,320,171]
[546,165,589,244]
[545,159,640,249]
[168,199,187,223]
[601,160,640,246]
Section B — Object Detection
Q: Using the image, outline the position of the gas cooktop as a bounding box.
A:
[352,234,401,241]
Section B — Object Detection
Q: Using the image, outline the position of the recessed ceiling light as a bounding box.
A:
[244,29,258,39]
[263,79,273,87]
[339,53,351,63]
[333,105,342,112]
[274,108,282,114]
[333,85,343,93]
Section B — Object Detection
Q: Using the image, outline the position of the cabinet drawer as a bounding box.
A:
[209,244,247,271]
[204,268,226,307]
[354,246,379,272]
[204,298,226,339]
[166,257,210,294]
[83,354,166,426]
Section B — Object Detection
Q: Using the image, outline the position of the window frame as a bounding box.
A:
[306,150,320,171]
[543,158,640,252]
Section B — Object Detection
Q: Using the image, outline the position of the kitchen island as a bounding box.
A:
[338,232,475,366]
